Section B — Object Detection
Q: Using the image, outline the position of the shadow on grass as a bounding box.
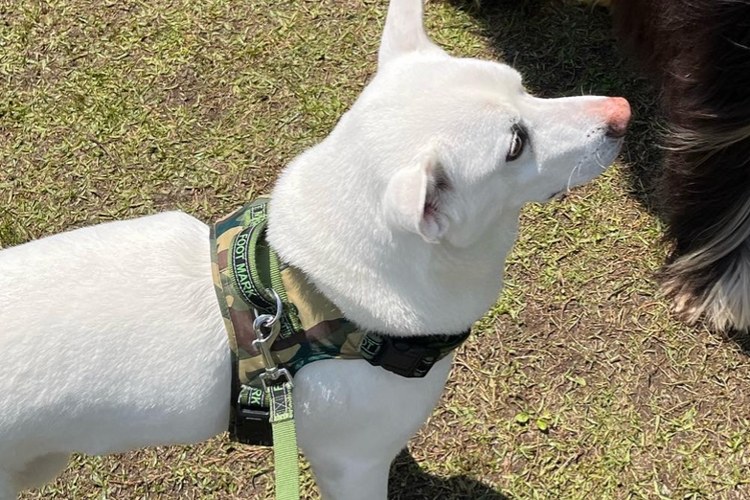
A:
[389,449,511,500]
[723,329,750,356]
[446,0,664,216]
[449,1,750,357]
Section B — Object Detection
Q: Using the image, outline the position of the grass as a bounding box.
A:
[2,0,750,498]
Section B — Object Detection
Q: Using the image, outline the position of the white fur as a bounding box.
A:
[0,1,627,498]
[664,193,750,330]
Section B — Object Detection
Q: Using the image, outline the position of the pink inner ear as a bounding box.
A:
[423,200,438,219]
[422,166,438,224]
[418,163,451,243]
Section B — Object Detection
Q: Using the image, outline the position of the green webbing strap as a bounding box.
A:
[245,217,302,336]
[268,382,300,500]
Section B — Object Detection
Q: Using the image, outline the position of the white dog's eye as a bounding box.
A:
[506,124,527,162]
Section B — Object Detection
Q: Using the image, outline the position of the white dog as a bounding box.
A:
[0,0,630,498]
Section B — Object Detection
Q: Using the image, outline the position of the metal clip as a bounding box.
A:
[251,289,293,389]
[253,313,282,372]
[260,367,293,390]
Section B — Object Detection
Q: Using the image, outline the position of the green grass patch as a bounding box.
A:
[3,0,749,499]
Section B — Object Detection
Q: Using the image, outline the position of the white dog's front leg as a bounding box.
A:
[0,471,15,500]
[313,459,391,500]
[292,355,453,500]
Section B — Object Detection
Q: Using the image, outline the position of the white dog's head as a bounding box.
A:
[356,0,630,248]
[270,0,631,334]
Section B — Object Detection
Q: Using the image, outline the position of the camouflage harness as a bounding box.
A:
[210,198,471,446]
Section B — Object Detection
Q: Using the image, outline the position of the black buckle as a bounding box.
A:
[232,405,273,446]
[369,337,441,378]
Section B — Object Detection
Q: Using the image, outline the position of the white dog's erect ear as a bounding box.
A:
[378,0,446,68]
[384,156,451,243]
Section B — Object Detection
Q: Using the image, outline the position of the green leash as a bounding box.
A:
[252,285,300,500]
[268,382,300,500]
[260,230,300,500]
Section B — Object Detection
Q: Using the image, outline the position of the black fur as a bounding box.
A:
[612,0,750,328]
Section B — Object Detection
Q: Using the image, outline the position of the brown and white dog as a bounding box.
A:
[610,0,750,332]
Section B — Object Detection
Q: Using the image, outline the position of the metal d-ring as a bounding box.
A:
[253,288,283,333]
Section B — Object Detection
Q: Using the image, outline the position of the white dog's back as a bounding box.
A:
[0,211,454,500]
[0,213,230,488]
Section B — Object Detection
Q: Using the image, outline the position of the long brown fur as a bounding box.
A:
[611,0,750,330]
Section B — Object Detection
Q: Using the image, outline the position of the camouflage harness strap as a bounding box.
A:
[210,198,472,447]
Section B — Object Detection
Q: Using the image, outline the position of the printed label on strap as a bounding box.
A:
[359,334,383,360]
[231,225,273,309]
[269,383,295,423]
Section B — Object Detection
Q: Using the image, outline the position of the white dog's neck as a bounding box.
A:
[268,129,519,337]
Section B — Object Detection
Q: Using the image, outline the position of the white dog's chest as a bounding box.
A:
[209,199,470,445]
